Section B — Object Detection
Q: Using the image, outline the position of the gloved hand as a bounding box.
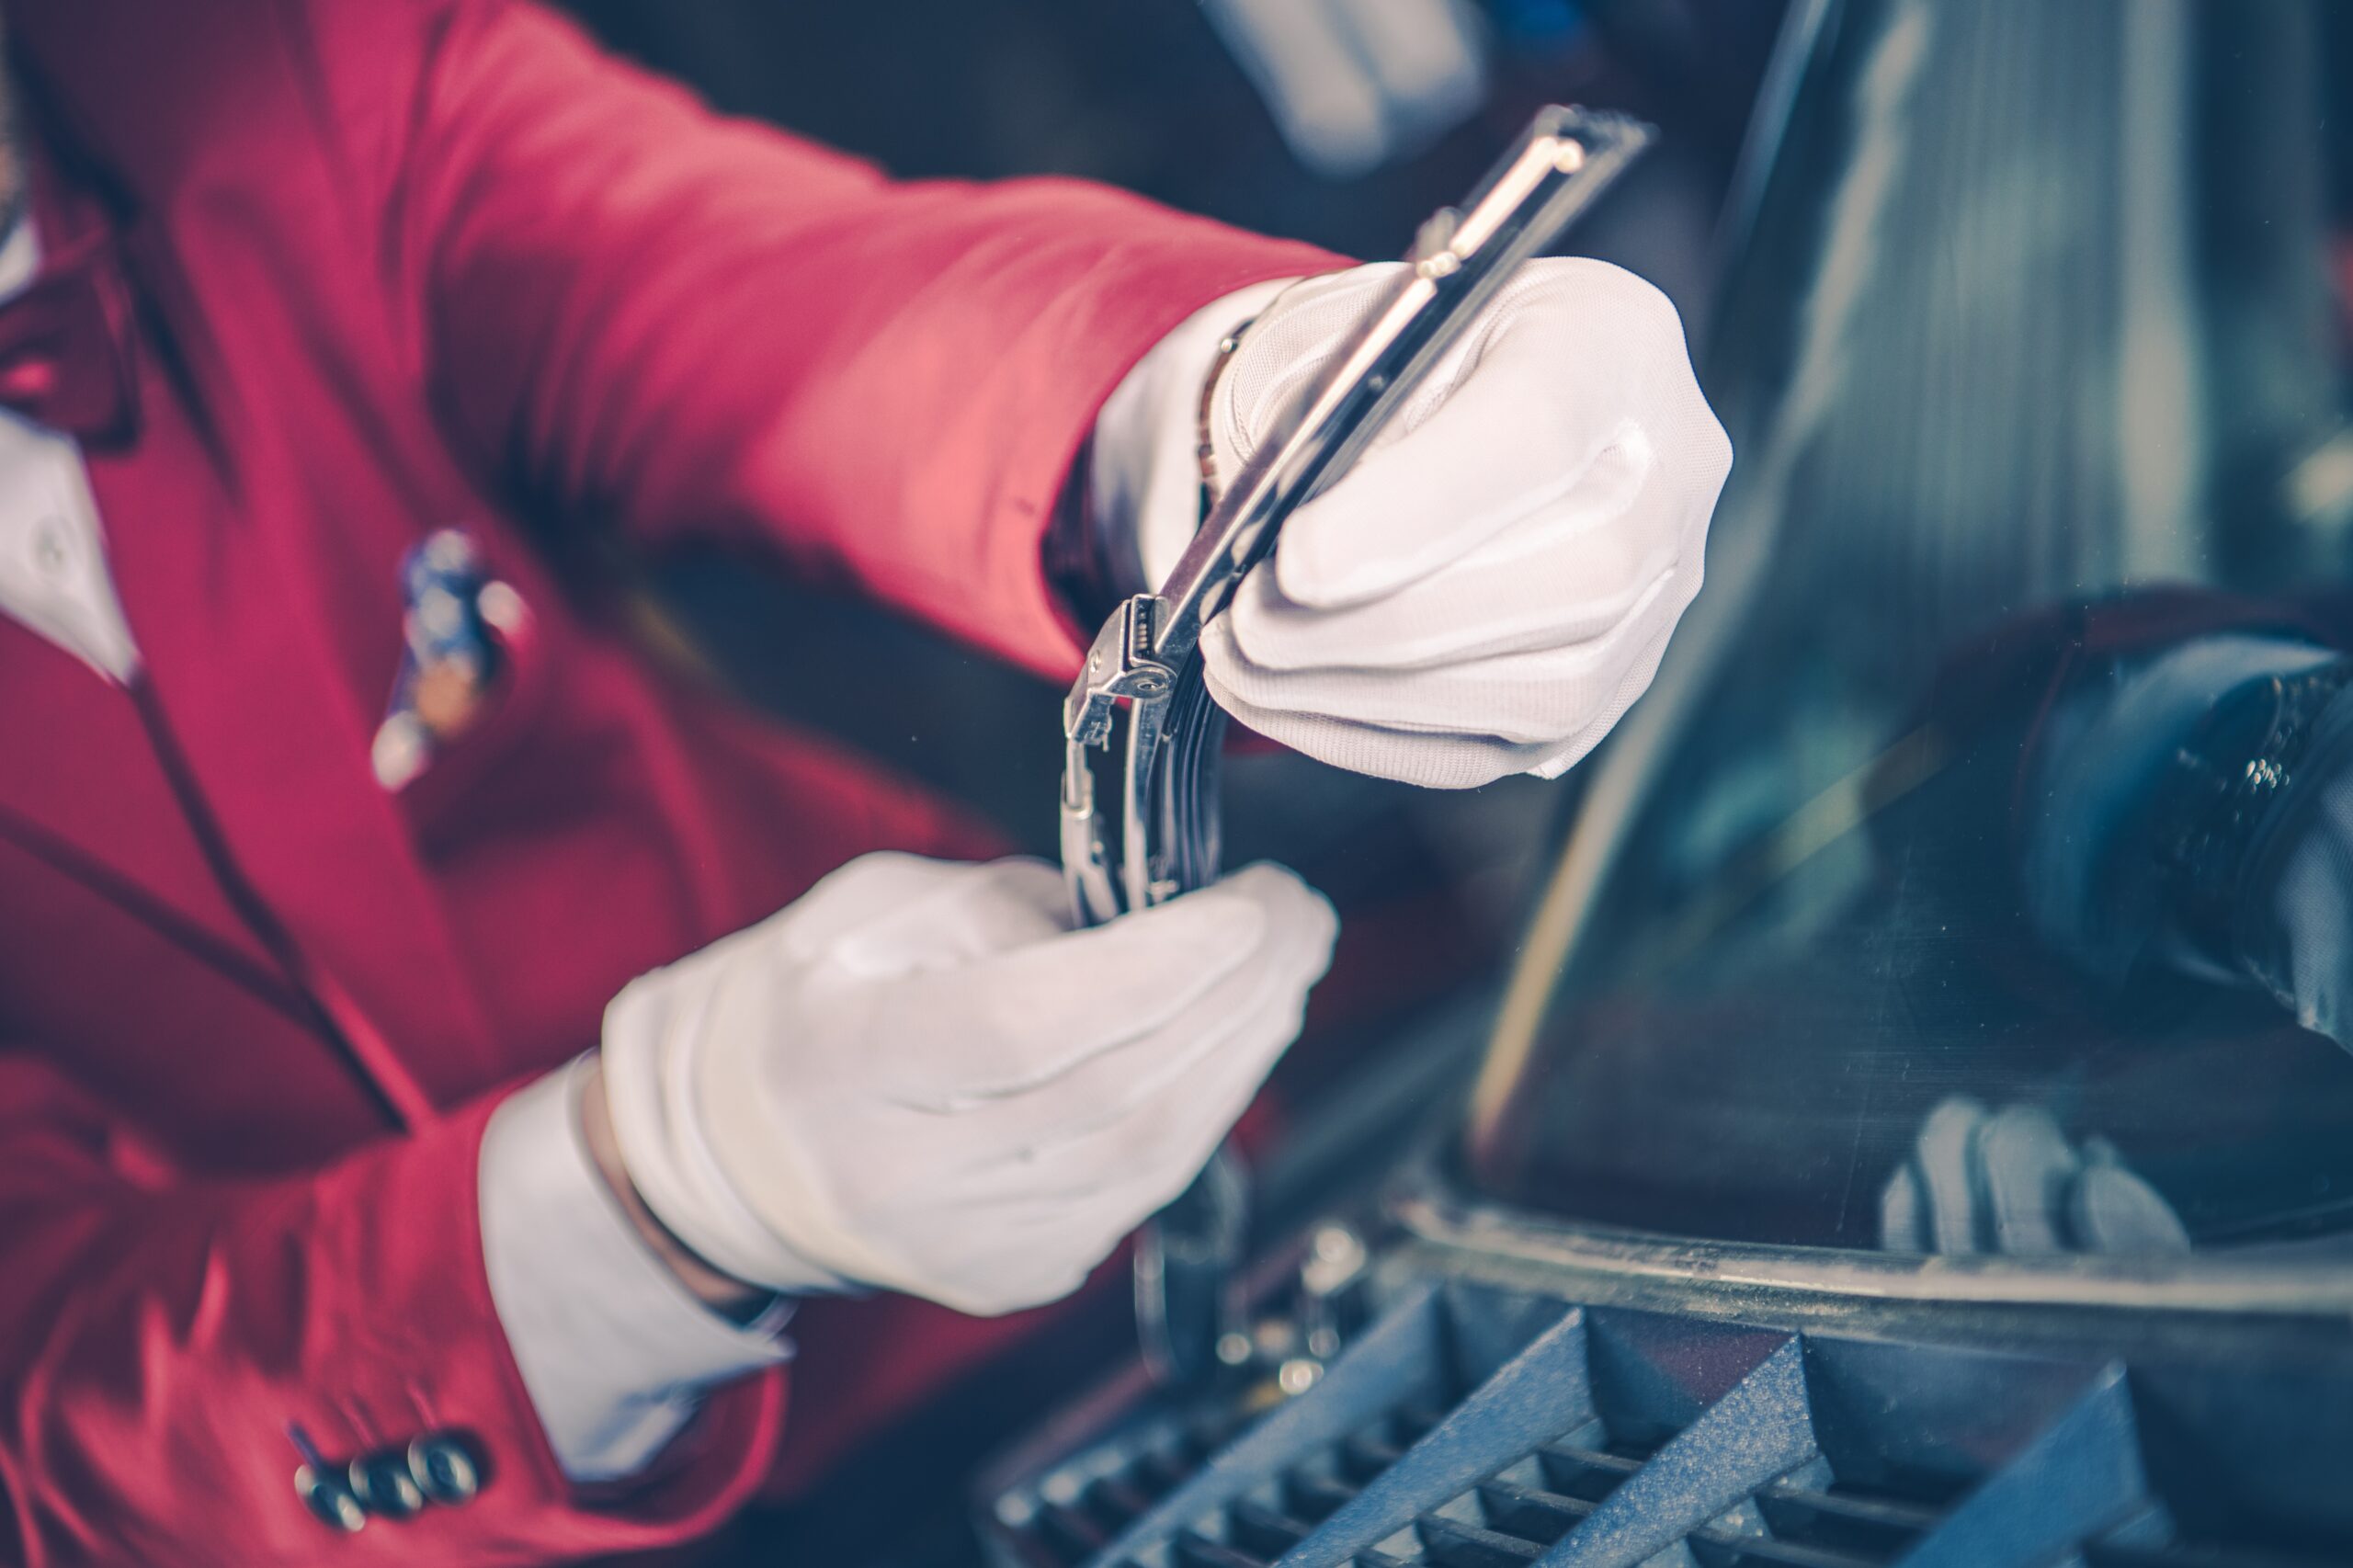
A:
[1098,257,1731,790]
[1878,1097,2188,1256]
[598,853,1337,1317]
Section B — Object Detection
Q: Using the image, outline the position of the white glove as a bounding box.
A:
[1097,258,1730,790]
[599,853,1337,1317]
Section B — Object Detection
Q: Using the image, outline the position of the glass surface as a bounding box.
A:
[1466,0,2353,1254]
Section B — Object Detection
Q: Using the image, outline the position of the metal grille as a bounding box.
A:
[1014,1412,1236,1566]
[987,1282,1528,1568]
[1355,1434,1952,1567]
[1159,1403,1449,1568]
[982,1279,2353,1568]
[1011,1403,1456,1568]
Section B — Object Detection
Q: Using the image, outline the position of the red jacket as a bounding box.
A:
[0,2,1332,1561]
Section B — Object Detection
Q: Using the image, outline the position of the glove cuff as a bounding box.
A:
[599,973,852,1296]
[1092,277,1302,591]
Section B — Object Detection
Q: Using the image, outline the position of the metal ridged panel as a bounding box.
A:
[1000,1276,2353,1568]
[1269,1307,1597,1568]
[1335,1311,1983,1567]
[1894,1369,2149,1567]
[1531,1337,1815,1566]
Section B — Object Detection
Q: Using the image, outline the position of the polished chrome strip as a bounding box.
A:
[1393,1179,2353,1320]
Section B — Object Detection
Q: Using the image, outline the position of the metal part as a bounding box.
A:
[1392,1170,2353,1321]
[1058,104,1656,928]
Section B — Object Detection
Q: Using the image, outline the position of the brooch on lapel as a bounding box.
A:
[370,528,527,790]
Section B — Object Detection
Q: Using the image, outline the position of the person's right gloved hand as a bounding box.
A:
[597,852,1337,1317]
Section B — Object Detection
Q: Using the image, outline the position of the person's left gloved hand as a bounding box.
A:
[1094,258,1731,789]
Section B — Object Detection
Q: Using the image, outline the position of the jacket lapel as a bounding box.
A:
[19,133,507,1112]
[0,613,298,1002]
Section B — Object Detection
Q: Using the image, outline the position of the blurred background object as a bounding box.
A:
[561,0,1777,267]
[1194,0,1489,180]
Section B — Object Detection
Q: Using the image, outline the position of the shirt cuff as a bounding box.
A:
[1087,278,1305,596]
[479,1059,792,1484]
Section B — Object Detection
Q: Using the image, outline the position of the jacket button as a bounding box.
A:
[349,1450,425,1520]
[294,1463,366,1533]
[407,1433,481,1506]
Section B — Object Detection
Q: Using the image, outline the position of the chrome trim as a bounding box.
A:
[1393,1174,2353,1321]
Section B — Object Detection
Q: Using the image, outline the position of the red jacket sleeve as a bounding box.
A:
[0,1054,782,1565]
[391,0,1339,678]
